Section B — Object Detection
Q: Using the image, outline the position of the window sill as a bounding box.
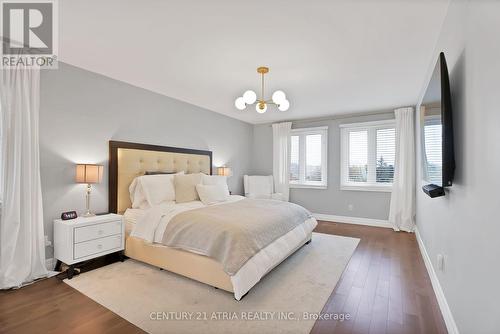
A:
[340,184,392,192]
[290,183,327,190]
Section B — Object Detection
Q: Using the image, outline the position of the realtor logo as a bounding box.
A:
[1,0,58,68]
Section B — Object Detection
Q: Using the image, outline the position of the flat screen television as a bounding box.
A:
[421,52,455,197]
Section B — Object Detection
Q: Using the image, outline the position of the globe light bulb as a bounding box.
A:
[278,99,290,111]
[234,97,246,110]
[272,90,286,104]
[256,102,267,114]
[243,90,257,104]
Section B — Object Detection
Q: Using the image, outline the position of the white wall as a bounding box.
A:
[40,63,254,258]
[252,112,395,220]
[415,1,500,332]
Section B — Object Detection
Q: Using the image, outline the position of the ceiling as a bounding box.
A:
[59,0,449,124]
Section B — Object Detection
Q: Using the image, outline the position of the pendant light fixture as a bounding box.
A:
[235,67,290,113]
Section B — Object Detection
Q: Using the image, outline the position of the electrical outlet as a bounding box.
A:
[437,254,444,271]
[44,235,52,247]
[348,204,354,211]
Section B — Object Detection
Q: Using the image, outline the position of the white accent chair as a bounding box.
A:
[243,175,285,201]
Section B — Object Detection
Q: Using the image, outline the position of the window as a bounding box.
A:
[340,120,395,191]
[289,126,328,189]
[423,116,442,185]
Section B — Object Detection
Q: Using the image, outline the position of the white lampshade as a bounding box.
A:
[242,90,257,104]
[234,97,246,110]
[272,90,286,104]
[256,103,267,114]
[278,99,290,111]
[217,166,232,177]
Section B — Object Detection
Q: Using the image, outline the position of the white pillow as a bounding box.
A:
[202,174,228,187]
[129,178,148,209]
[129,172,184,209]
[196,183,230,205]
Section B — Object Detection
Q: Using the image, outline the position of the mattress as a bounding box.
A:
[123,199,317,299]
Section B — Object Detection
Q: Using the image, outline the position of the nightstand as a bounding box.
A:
[54,213,124,279]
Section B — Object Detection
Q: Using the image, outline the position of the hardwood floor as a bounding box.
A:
[0,274,144,334]
[311,221,447,334]
[0,221,447,334]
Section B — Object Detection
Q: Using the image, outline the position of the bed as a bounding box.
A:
[109,140,317,300]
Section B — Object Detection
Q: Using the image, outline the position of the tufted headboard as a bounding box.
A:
[109,141,212,214]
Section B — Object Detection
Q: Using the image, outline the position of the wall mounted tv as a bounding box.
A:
[420,52,455,198]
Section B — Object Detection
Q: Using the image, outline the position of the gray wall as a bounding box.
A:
[415,1,500,332]
[252,112,395,220]
[40,63,254,258]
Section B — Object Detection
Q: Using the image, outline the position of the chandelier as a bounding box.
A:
[234,66,290,113]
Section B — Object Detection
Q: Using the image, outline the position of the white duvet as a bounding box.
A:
[125,196,317,300]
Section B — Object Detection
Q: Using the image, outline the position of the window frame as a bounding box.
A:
[289,126,328,189]
[340,120,395,192]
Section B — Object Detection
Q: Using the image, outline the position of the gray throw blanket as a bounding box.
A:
[161,198,313,275]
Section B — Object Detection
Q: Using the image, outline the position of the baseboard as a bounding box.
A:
[415,228,459,334]
[313,213,392,229]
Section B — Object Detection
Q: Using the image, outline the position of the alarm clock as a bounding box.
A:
[61,211,78,220]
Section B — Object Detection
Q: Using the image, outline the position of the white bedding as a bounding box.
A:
[124,195,317,299]
[123,209,141,235]
[123,208,144,224]
[130,195,245,243]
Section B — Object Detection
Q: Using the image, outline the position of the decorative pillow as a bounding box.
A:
[174,173,204,203]
[196,183,230,205]
[202,174,228,187]
[129,171,184,209]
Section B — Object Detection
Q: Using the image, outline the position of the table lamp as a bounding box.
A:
[75,164,103,217]
[217,166,232,177]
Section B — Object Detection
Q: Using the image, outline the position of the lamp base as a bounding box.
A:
[83,184,95,218]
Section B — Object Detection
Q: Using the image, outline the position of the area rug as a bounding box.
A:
[64,232,359,334]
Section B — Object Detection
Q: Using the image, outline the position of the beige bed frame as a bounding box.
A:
[109,141,311,296]
[109,141,234,292]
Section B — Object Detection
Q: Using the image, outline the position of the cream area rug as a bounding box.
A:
[64,232,359,334]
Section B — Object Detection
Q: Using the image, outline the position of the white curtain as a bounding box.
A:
[272,122,292,201]
[0,65,48,289]
[389,107,416,232]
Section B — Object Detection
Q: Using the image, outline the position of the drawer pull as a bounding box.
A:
[97,244,103,249]
[98,229,104,235]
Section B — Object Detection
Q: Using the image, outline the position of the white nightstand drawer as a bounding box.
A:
[74,220,122,243]
[74,234,122,259]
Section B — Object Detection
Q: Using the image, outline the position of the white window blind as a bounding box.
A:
[376,128,395,183]
[306,134,322,182]
[348,130,368,182]
[289,127,328,188]
[340,120,395,191]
